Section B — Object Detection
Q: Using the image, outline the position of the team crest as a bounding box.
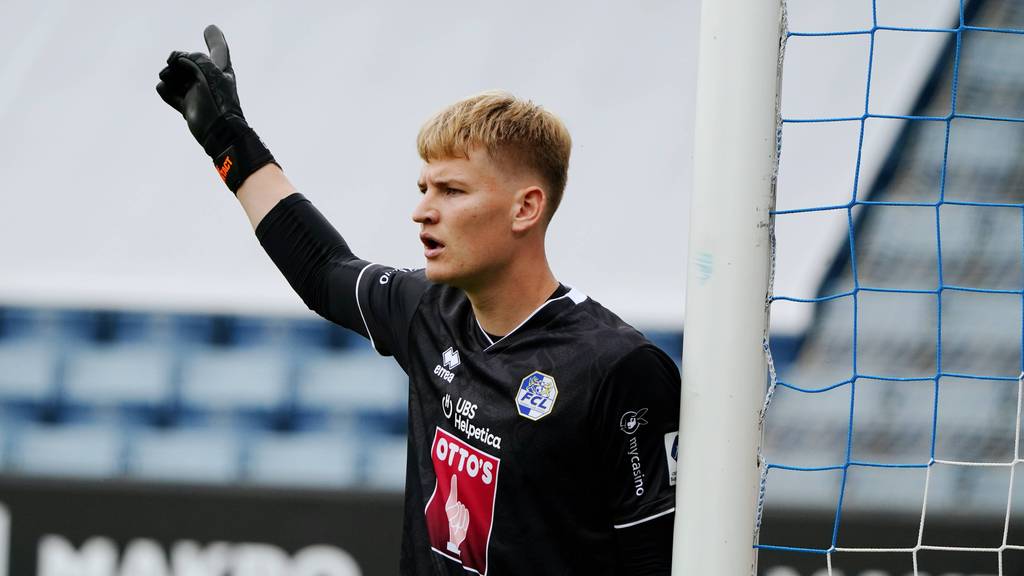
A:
[515,371,558,420]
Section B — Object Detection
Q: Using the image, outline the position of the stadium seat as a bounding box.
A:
[64,344,174,410]
[0,416,8,468]
[363,435,408,490]
[298,351,407,416]
[180,346,290,414]
[130,425,240,483]
[247,428,360,487]
[9,420,123,478]
[0,338,59,403]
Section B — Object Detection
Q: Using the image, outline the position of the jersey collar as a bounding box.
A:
[472,285,587,353]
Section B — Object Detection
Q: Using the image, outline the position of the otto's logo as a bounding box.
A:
[619,408,648,435]
[433,347,460,383]
[425,428,500,574]
[515,371,557,421]
[216,155,233,181]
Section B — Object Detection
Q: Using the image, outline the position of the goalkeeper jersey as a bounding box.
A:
[257,193,681,575]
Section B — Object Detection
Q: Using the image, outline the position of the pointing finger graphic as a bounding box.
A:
[446,474,458,507]
[445,474,469,554]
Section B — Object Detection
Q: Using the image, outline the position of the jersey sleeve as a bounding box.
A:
[255,192,430,365]
[592,344,682,529]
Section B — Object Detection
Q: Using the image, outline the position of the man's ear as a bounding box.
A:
[511,185,547,234]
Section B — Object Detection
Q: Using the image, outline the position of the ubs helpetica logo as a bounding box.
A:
[434,347,460,383]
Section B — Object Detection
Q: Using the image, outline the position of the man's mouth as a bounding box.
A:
[420,233,446,259]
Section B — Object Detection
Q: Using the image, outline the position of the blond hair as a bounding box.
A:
[417,90,572,219]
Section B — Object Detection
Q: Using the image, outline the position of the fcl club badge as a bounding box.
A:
[515,371,558,420]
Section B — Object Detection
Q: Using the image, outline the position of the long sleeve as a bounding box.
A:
[254,192,430,363]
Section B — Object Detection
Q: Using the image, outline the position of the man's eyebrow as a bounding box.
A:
[436,178,469,188]
[419,178,470,190]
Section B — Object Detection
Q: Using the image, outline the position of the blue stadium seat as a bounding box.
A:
[129,425,240,483]
[180,346,290,414]
[0,414,8,468]
[298,351,407,416]
[0,338,59,404]
[247,428,360,487]
[363,435,408,490]
[64,344,175,411]
[0,307,45,340]
[9,420,123,478]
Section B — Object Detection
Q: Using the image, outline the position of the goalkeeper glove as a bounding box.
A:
[156,25,277,193]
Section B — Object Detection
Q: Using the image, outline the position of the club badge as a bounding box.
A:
[515,371,558,421]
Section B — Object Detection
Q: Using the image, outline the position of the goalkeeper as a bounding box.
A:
[157,25,680,575]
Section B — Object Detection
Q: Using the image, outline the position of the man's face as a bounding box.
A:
[413,146,519,289]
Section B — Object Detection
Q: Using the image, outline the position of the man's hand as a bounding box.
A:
[157,25,277,193]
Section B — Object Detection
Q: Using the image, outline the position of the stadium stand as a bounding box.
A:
[765,0,1024,518]
[0,304,687,489]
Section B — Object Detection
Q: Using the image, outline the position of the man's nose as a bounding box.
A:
[412,193,439,225]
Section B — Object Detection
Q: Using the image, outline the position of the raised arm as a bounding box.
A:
[236,164,296,230]
[156,25,430,362]
[155,24,290,229]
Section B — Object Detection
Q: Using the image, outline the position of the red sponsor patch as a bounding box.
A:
[424,427,500,574]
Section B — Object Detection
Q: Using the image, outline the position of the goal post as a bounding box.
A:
[673,0,784,574]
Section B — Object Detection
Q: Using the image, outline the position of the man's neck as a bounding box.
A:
[464,259,560,339]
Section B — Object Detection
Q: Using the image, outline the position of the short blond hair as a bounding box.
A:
[417,90,572,219]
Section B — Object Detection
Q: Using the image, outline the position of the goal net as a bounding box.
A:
[755,1,1024,575]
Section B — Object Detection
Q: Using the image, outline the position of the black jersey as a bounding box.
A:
[257,193,681,575]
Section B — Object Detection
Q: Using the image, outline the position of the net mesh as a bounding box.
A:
[758,1,1024,573]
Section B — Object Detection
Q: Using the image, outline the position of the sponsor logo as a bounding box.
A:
[619,408,648,435]
[442,394,502,450]
[37,535,360,576]
[515,371,557,421]
[664,431,679,487]
[1,500,360,576]
[627,436,645,496]
[378,267,413,285]
[216,155,233,182]
[425,428,500,575]
[433,347,460,383]
[442,347,461,370]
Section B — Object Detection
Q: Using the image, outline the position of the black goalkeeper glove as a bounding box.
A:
[156,25,277,193]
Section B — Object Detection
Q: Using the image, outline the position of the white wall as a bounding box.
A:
[0,0,958,332]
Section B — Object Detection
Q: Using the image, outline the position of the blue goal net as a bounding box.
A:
[758,1,1024,574]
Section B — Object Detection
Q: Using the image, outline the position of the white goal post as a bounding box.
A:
[673,0,784,574]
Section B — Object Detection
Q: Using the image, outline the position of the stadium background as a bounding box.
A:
[0,1,1017,574]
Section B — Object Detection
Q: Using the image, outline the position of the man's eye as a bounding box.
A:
[445,188,464,195]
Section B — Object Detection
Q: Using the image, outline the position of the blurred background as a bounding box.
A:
[1,0,1022,575]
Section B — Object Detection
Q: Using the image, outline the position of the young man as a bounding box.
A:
[157,25,680,575]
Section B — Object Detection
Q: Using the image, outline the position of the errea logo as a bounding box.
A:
[434,347,460,383]
[442,347,461,370]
